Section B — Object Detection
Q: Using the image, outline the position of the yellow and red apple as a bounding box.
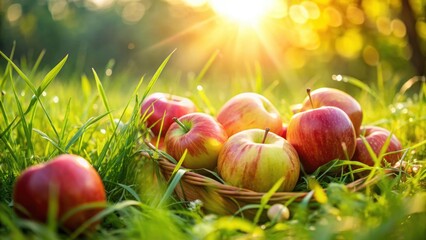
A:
[216,92,283,137]
[217,128,300,192]
[164,112,228,170]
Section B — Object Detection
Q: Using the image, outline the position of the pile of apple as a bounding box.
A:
[141,88,403,193]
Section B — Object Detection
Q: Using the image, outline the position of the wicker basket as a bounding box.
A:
[141,142,399,220]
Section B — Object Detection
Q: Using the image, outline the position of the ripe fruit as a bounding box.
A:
[140,92,197,136]
[13,154,106,231]
[299,88,363,136]
[216,92,283,136]
[217,128,300,192]
[287,106,356,174]
[280,123,288,139]
[352,126,403,166]
[165,112,228,170]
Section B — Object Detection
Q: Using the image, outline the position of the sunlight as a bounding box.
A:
[208,0,276,25]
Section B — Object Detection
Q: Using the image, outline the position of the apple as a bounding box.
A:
[299,88,363,136]
[13,154,106,231]
[216,92,283,137]
[217,128,300,192]
[164,112,228,170]
[351,126,403,166]
[140,92,197,136]
[280,123,288,139]
[291,103,303,114]
[286,106,356,174]
[149,135,166,151]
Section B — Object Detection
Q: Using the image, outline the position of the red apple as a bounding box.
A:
[299,88,363,136]
[13,154,106,231]
[140,92,197,136]
[150,135,166,151]
[351,126,403,166]
[164,112,228,170]
[217,128,300,192]
[286,106,356,174]
[216,92,283,137]
[281,123,288,139]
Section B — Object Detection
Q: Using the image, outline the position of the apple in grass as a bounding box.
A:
[140,92,197,136]
[351,126,403,167]
[287,89,357,174]
[217,128,300,192]
[216,92,283,137]
[13,154,106,232]
[299,87,363,136]
[164,112,228,170]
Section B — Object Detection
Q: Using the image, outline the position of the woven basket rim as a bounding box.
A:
[141,148,400,202]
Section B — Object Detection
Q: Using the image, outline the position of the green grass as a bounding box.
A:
[0,49,425,240]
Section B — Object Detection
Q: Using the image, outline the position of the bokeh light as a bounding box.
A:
[0,0,423,86]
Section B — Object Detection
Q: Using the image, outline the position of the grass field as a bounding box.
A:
[0,50,425,240]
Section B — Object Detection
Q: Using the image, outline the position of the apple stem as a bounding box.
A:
[262,128,270,144]
[173,117,189,132]
[307,88,314,109]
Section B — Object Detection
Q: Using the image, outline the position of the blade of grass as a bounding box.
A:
[59,99,72,146]
[307,177,328,204]
[29,49,46,79]
[0,51,36,93]
[196,85,216,115]
[116,183,142,202]
[0,42,16,88]
[47,184,59,233]
[157,149,188,207]
[92,68,115,127]
[141,49,176,100]
[70,200,143,239]
[158,168,187,208]
[64,112,109,152]
[254,61,263,93]
[0,204,25,240]
[193,49,219,87]
[11,79,34,160]
[94,76,144,169]
[33,128,65,153]
[333,74,386,108]
[37,55,68,95]
[253,177,284,224]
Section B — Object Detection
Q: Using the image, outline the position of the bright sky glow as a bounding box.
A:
[208,0,277,25]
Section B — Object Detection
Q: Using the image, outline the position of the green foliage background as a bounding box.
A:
[1,0,425,86]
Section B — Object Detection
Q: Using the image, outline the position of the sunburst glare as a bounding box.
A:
[209,0,277,26]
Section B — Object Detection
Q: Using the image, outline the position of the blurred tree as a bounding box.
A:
[0,0,424,87]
